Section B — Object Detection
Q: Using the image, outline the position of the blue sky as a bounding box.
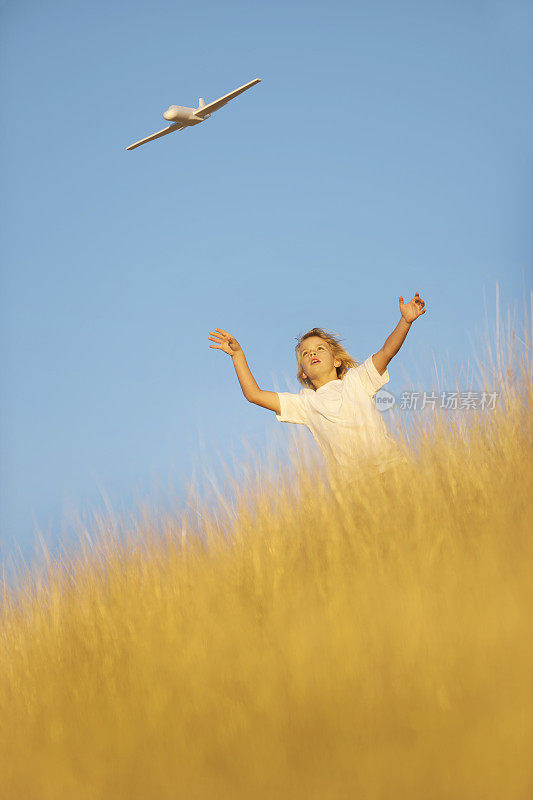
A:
[1,0,531,569]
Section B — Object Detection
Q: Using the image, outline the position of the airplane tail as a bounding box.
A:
[198,97,206,109]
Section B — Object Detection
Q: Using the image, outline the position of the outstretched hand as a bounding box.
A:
[399,292,426,323]
[208,328,242,356]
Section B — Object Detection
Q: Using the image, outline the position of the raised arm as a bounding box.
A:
[372,292,426,375]
[208,328,281,414]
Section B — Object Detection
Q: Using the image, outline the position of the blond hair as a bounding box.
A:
[295,327,360,390]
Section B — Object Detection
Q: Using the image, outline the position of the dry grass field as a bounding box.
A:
[1,303,532,799]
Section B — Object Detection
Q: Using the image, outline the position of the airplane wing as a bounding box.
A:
[126,123,185,150]
[193,78,261,118]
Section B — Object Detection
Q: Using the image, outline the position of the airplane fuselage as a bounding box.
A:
[162,105,209,125]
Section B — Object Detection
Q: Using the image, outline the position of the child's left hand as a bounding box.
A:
[399,292,426,323]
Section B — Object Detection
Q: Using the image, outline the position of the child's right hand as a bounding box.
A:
[208,328,242,356]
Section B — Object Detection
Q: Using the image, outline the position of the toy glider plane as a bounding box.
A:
[126,78,261,150]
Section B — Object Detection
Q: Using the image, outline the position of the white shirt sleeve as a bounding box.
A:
[275,391,308,425]
[348,355,390,397]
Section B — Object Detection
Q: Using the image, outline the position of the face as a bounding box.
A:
[299,336,341,382]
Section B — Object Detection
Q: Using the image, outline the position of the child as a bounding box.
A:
[208,292,426,477]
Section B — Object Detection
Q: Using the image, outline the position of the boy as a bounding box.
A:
[208,292,426,476]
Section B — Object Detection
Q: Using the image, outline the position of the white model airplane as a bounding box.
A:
[126,78,261,150]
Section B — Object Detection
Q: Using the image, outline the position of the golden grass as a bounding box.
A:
[1,302,532,799]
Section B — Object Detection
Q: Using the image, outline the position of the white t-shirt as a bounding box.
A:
[276,355,406,474]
